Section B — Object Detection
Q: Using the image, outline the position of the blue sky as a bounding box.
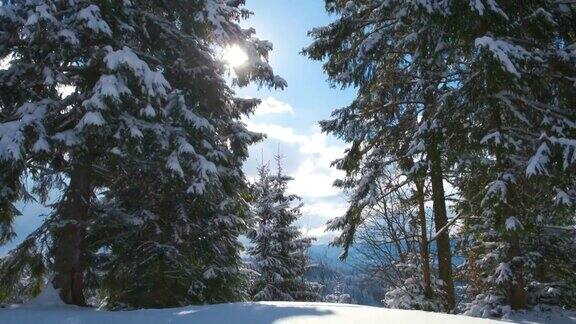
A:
[236,1,356,131]
[239,0,355,243]
[0,0,354,255]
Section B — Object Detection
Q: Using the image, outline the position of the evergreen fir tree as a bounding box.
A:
[306,0,576,315]
[444,0,576,315]
[304,0,459,310]
[0,0,284,306]
[248,156,319,302]
[383,253,445,312]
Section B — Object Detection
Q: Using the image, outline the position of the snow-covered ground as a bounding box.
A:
[2,302,575,324]
[1,287,574,324]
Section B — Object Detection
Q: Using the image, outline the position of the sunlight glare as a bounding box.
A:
[223,45,248,68]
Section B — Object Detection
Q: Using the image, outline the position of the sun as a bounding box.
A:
[223,45,249,68]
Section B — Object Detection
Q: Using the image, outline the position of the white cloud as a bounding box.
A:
[301,201,348,220]
[245,121,346,199]
[301,224,331,240]
[298,199,347,243]
[254,97,294,116]
[245,121,305,144]
[291,160,340,198]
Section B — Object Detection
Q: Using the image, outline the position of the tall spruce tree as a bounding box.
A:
[445,0,576,315]
[306,0,576,315]
[0,0,285,306]
[304,0,459,310]
[248,157,318,302]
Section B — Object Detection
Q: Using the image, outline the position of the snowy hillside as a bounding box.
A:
[1,300,574,324]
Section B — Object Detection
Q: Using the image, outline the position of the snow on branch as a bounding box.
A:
[104,46,171,98]
[475,36,531,78]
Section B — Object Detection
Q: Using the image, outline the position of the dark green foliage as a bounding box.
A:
[0,0,284,307]
[306,0,576,316]
[247,159,320,302]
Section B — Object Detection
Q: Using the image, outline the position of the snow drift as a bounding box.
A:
[1,300,575,324]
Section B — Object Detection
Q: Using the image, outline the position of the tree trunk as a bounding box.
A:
[491,109,526,310]
[421,76,456,311]
[507,233,526,309]
[52,162,92,306]
[427,138,456,311]
[415,179,433,299]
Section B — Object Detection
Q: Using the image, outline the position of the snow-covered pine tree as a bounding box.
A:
[248,157,319,302]
[444,0,576,316]
[383,253,445,312]
[0,0,162,305]
[304,0,460,310]
[306,0,576,315]
[324,283,352,304]
[0,0,285,306]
